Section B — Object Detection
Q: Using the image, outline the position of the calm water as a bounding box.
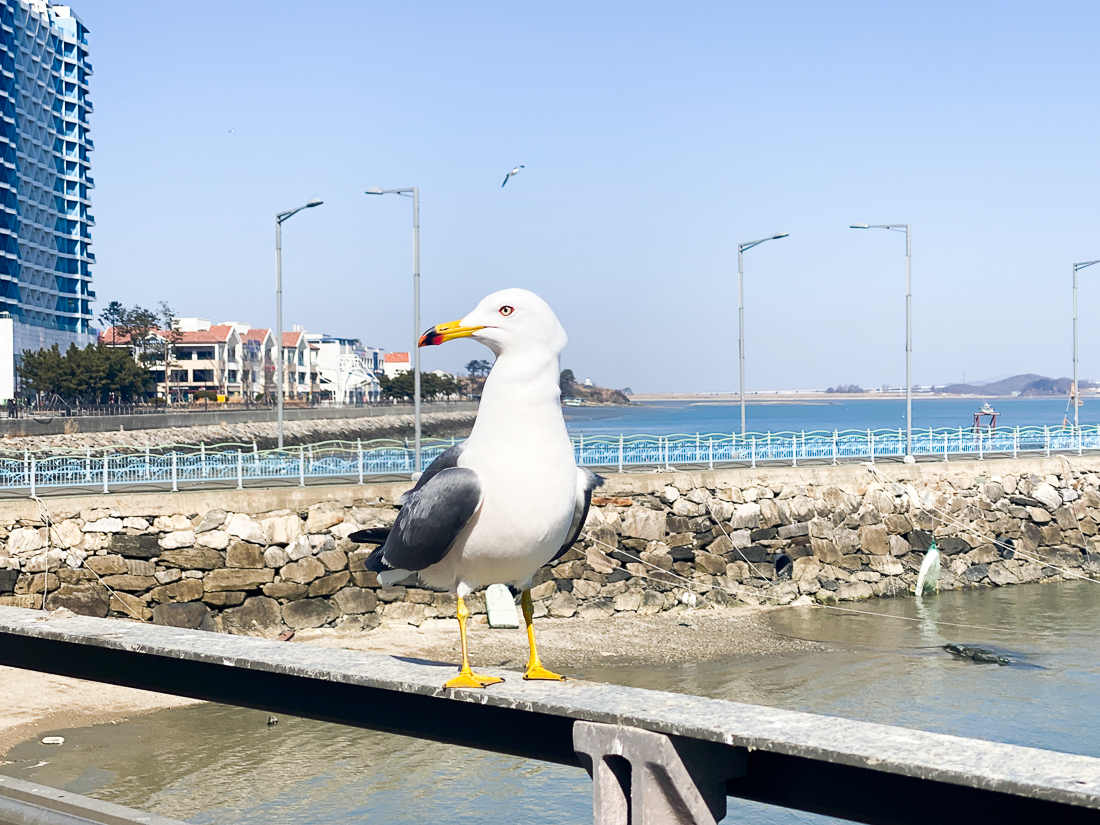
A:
[4,581,1099,824]
[563,396,1100,436]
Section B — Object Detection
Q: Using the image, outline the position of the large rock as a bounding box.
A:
[262,514,303,545]
[331,587,378,614]
[316,549,348,572]
[109,534,161,559]
[53,521,83,549]
[548,589,578,618]
[868,556,904,576]
[194,509,227,533]
[158,548,224,570]
[285,535,314,561]
[225,513,266,544]
[264,547,290,568]
[308,571,350,596]
[203,568,273,592]
[836,581,874,601]
[620,508,666,541]
[731,503,762,530]
[85,554,127,576]
[222,596,283,637]
[226,542,265,568]
[159,530,197,550]
[858,524,891,555]
[196,530,230,550]
[1031,484,1061,511]
[82,517,123,534]
[99,574,156,592]
[263,581,309,600]
[153,515,192,532]
[282,557,326,584]
[148,578,204,603]
[810,537,842,565]
[283,598,338,628]
[7,527,45,554]
[305,503,345,533]
[153,602,213,630]
[45,583,110,617]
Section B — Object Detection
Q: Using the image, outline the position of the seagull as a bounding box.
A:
[501,165,524,187]
[350,288,601,689]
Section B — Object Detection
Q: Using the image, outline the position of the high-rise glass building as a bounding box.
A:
[0,0,95,399]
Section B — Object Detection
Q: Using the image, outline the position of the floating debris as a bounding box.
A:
[40,736,64,745]
[943,643,1011,666]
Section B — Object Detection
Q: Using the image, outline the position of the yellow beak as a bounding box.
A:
[419,319,485,347]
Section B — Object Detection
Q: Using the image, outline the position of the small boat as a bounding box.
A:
[562,398,584,407]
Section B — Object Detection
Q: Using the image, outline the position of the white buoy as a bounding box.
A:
[915,540,941,596]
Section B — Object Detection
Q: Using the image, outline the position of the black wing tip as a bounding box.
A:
[348,528,391,545]
[584,468,605,489]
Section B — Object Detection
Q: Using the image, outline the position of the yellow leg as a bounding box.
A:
[443,595,504,689]
[522,589,565,681]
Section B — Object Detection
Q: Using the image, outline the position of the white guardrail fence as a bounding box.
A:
[3,424,1099,496]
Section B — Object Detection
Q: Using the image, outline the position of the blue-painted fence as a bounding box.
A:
[5,425,1100,495]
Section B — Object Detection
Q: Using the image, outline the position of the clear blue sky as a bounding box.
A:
[83,1,1100,393]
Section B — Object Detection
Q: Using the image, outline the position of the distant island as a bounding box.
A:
[933,374,1095,397]
[560,369,632,405]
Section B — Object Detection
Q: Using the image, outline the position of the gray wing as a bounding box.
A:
[375,466,482,573]
[551,468,604,562]
[399,443,464,505]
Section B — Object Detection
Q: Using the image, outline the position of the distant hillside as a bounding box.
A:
[937,374,1094,396]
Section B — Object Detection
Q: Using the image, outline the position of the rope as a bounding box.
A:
[31,496,148,622]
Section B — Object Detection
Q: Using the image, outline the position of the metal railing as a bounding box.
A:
[0,605,1098,825]
[1,424,1099,496]
[575,424,1100,471]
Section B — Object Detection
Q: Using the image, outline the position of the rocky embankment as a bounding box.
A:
[0,409,476,452]
[0,462,1097,635]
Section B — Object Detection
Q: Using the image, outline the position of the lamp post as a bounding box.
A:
[1073,259,1100,431]
[738,232,789,435]
[366,186,422,472]
[275,198,323,450]
[851,222,912,458]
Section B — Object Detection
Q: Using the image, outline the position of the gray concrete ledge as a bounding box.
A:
[0,605,1098,822]
[0,773,186,825]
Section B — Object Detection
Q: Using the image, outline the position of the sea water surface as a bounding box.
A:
[4,581,1099,823]
[563,396,1100,437]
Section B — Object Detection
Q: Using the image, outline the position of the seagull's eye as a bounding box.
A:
[499,306,514,317]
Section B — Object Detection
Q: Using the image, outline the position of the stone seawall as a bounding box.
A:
[0,407,477,452]
[0,457,1097,635]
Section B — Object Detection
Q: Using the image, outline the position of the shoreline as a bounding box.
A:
[0,604,820,756]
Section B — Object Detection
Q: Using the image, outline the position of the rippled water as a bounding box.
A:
[4,581,1099,824]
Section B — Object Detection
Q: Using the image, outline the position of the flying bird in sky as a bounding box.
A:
[501,165,524,187]
[350,288,601,689]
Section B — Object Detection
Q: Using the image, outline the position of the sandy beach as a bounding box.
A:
[0,606,825,756]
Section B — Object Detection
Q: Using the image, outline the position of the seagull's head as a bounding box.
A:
[419,288,567,357]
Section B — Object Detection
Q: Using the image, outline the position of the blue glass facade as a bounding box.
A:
[0,0,94,340]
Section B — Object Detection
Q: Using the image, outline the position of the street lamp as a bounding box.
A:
[275,198,323,450]
[851,222,913,459]
[365,186,422,473]
[738,232,789,435]
[1073,259,1100,431]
